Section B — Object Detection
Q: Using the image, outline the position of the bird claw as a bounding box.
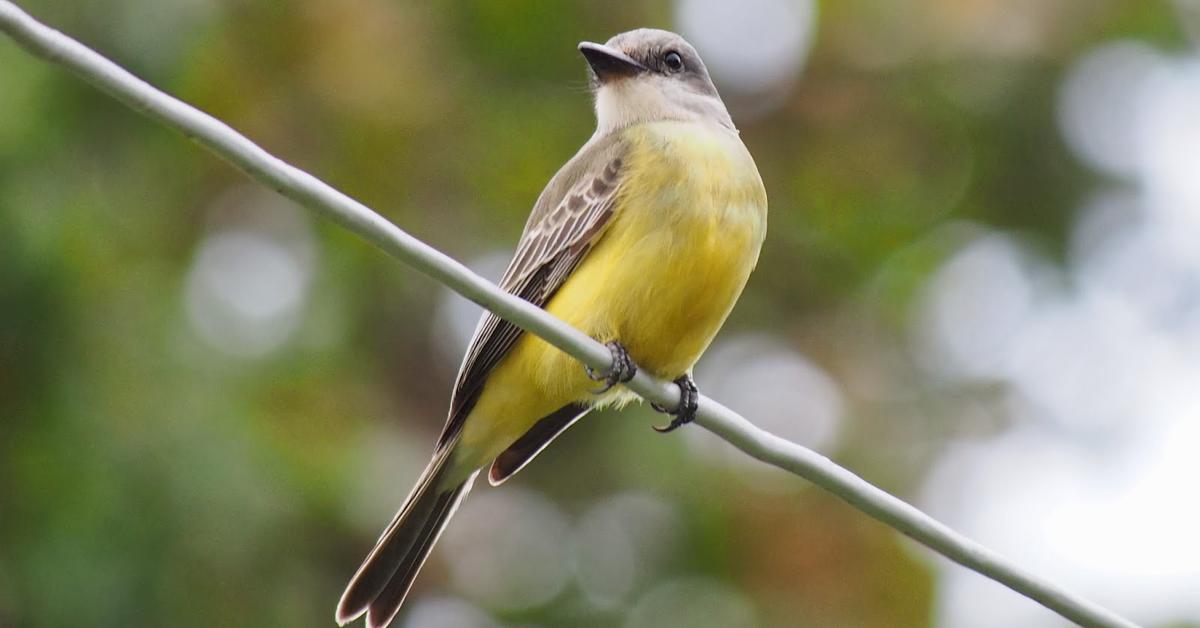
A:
[586,341,637,393]
[651,374,698,433]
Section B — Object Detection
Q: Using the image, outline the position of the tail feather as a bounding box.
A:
[365,475,474,628]
[336,452,475,627]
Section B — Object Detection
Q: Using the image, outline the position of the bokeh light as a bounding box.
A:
[400,597,502,628]
[913,233,1040,383]
[912,23,1200,626]
[675,0,816,112]
[693,333,844,480]
[569,492,679,609]
[1135,55,1200,222]
[441,488,572,611]
[183,188,316,358]
[1057,41,1163,179]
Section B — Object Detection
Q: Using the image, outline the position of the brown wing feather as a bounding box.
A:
[435,136,627,448]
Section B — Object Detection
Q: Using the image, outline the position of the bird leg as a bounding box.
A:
[586,341,638,393]
[651,374,699,433]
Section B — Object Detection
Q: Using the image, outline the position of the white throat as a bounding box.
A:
[593,77,733,135]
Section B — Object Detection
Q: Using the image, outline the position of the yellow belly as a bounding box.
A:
[456,121,767,469]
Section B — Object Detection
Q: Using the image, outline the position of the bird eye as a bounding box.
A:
[663,51,684,72]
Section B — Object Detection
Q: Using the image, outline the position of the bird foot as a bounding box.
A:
[586,341,638,393]
[651,374,698,433]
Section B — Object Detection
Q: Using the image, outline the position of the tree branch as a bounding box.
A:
[0,3,1138,627]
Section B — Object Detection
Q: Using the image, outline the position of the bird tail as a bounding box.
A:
[335,450,476,628]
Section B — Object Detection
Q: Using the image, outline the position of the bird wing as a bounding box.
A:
[436,134,628,448]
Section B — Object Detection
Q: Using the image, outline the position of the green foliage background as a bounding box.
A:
[0,1,1187,627]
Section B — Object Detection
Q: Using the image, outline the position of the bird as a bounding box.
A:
[335,28,767,628]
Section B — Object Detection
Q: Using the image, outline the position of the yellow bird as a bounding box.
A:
[336,28,767,628]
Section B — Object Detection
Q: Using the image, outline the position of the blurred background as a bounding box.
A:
[2,0,1198,626]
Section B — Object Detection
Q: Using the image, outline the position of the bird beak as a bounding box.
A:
[578,42,646,82]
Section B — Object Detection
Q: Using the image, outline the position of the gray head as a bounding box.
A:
[578,29,734,133]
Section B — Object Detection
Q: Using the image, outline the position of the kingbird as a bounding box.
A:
[336,28,767,628]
